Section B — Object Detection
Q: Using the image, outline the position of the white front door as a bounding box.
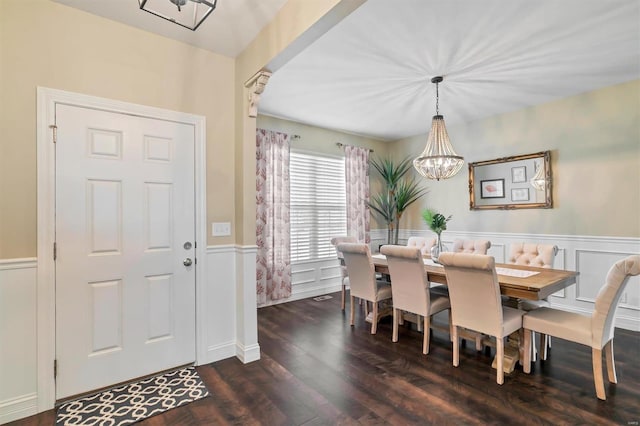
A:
[54,104,196,399]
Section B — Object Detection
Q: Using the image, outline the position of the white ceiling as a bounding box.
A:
[52,0,289,58]
[260,0,640,141]
[52,0,640,142]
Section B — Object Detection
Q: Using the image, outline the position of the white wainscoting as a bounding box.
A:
[371,229,640,331]
[203,244,260,364]
[288,258,343,305]
[0,258,38,424]
[202,245,238,364]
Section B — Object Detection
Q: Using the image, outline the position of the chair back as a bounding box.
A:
[592,255,640,348]
[508,243,558,268]
[331,236,358,259]
[439,252,505,337]
[406,237,437,256]
[381,245,429,315]
[337,243,377,301]
[452,239,491,255]
[331,236,357,277]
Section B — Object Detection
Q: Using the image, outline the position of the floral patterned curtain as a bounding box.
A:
[345,145,370,244]
[256,128,291,306]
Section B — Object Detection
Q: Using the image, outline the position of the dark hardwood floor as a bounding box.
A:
[10,292,640,425]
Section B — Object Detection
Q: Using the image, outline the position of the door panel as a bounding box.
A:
[55,104,196,399]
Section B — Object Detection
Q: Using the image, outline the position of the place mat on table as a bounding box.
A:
[495,267,539,278]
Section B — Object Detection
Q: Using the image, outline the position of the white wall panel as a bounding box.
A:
[0,259,38,423]
[204,246,237,363]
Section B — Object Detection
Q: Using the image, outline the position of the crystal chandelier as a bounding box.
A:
[530,160,546,190]
[413,76,464,181]
[139,0,217,31]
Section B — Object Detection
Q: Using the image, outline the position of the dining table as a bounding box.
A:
[369,253,579,373]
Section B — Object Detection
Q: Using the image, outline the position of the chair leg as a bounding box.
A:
[523,329,532,374]
[592,348,606,400]
[398,311,405,326]
[416,315,423,332]
[392,308,399,343]
[452,325,459,367]
[371,302,378,334]
[350,295,355,326]
[364,300,369,317]
[531,331,538,362]
[423,315,431,355]
[448,310,453,342]
[605,340,617,384]
[539,333,548,360]
[497,337,504,385]
[341,281,346,311]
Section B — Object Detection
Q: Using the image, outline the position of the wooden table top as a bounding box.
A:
[371,254,578,301]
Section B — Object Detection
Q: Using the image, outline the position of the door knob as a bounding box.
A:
[183,258,193,267]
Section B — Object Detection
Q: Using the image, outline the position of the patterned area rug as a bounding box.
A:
[55,366,209,426]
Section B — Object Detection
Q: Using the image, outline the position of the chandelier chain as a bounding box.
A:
[435,81,439,115]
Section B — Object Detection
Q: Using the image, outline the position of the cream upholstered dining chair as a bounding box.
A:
[439,252,526,385]
[452,239,491,254]
[337,243,392,334]
[522,254,640,400]
[380,245,450,354]
[446,238,492,349]
[507,242,559,360]
[406,236,437,256]
[330,236,358,311]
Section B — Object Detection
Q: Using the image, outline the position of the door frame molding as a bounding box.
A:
[36,87,208,411]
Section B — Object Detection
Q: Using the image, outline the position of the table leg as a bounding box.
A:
[491,331,522,374]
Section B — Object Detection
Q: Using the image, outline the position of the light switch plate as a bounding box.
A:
[212,222,231,237]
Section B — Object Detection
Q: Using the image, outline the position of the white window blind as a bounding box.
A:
[290,151,346,263]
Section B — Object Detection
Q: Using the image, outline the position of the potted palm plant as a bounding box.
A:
[368,157,427,245]
[422,208,452,262]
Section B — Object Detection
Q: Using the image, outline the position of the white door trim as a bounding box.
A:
[36,87,208,411]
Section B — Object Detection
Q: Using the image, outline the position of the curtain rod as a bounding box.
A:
[336,142,374,153]
[257,128,300,139]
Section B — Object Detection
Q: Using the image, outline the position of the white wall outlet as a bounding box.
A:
[212,222,231,237]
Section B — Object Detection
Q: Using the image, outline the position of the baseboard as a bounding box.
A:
[200,341,237,365]
[235,342,260,364]
[0,393,38,424]
[259,283,343,307]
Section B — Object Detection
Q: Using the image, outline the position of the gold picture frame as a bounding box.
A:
[469,151,552,210]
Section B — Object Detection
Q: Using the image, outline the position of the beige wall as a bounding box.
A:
[233,0,366,245]
[0,0,237,258]
[395,80,640,238]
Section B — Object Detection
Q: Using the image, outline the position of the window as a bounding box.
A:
[290,151,346,263]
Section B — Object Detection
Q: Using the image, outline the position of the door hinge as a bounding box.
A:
[194,258,197,265]
[53,242,57,260]
[54,359,58,379]
[49,124,57,144]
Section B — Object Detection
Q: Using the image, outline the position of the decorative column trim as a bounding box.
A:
[244,70,272,118]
